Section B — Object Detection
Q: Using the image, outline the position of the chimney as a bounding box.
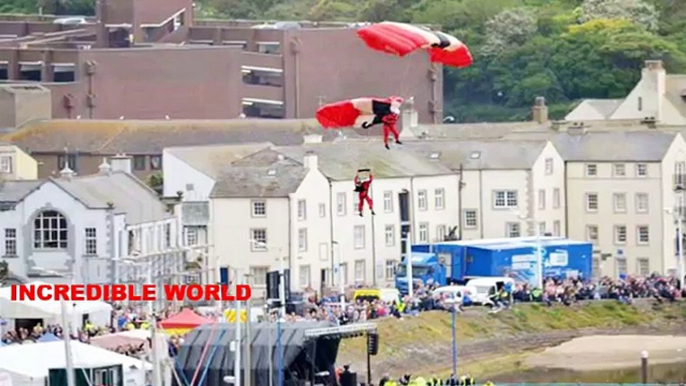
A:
[59,165,75,180]
[400,96,418,140]
[98,157,112,175]
[642,60,666,121]
[303,152,318,170]
[532,96,548,124]
[303,134,322,144]
[110,153,132,174]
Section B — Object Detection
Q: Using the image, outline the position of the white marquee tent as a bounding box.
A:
[0,281,112,327]
[0,340,151,386]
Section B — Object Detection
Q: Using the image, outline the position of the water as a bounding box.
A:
[491,361,686,384]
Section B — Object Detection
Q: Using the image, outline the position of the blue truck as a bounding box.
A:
[395,237,593,293]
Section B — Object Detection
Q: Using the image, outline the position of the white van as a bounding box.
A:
[465,277,515,306]
[379,288,401,304]
[432,285,474,306]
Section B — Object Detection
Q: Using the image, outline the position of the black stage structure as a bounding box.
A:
[174,321,377,386]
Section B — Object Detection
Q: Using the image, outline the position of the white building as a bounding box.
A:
[405,140,567,240]
[566,60,686,125]
[0,155,182,287]
[551,131,686,278]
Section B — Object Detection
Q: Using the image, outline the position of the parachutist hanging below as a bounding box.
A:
[354,171,374,217]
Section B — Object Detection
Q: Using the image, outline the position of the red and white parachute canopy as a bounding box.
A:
[356,22,473,68]
[315,97,403,129]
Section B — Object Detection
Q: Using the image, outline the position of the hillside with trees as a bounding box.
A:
[4,0,686,122]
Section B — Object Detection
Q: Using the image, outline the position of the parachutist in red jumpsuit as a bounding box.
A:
[354,173,375,217]
[361,97,403,150]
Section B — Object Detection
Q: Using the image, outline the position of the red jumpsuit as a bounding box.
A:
[382,113,401,148]
[355,174,374,215]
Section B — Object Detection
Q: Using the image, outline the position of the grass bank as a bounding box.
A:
[336,301,686,378]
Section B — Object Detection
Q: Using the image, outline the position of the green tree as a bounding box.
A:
[579,0,659,32]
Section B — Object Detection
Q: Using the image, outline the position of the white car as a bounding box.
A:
[432,285,474,306]
[53,17,89,25]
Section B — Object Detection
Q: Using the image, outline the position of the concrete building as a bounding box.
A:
[0,156,182,291]
[551,131,686,278]
[0,84,51,129]
[0,0,441,122]
[0,142,38,180]
[566,60,686,125]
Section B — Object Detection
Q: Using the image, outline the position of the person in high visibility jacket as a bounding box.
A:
[484,381,495,386]
[409,376,427,386]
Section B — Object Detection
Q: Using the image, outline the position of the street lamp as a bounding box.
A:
[250,239,285,386]
[444,297,458,377]
[511,209,543,289]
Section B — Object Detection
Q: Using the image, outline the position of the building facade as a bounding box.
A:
[0,142,37,180]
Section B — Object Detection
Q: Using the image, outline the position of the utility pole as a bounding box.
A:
[235,268,242,386]
[149,263,162,386]
[407,231,413,298]
[277,253,285,386]
[60,300,76,386]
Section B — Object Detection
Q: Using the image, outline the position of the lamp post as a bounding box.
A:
[512,210,543,289]
[444,298,458,377]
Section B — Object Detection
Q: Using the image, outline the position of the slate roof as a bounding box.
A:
[275,141,454,180]
[402,140,550,170]
[51,172,173,224]
[550,131,678,162]
[210,148,308,198]
[0,180,43,203]
[165,142,273,179]
[1,119,334,154]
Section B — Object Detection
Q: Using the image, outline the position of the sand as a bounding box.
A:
[525,335,686,371]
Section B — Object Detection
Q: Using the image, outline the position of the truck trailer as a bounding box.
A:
[395,237,592,293]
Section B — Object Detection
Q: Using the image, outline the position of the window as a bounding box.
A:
[585,164,597,176]
[636,163,647,177]
[538,222,546,236]
[592,258,600,278]
[354,225,365,249]
[545,158,553,175]
[4,228,16,256]
[354,260,366,282]
[34,210,68,249]
[250,266,268,286]
[585,193,598,212]
[383,191,393,212]
[385,260,396,279]
[0,156,12,173]
[553,221,561,236]
[353,193,360,213]
[494,190,518,208]
[133,155,146,171]
[614,225,627,245]
[553,188,561,209]
[419,222,429,242]
[586,225,598,244]
[613,164,626,177]
[418,190,428,211]
[85,228,97,255]
[463,209,477,229]
[636,193,649,213]
[384,225,395,246]
[250,229,267,251]
[57,154,77,172]
[637,258,650,276]
[319,203,326,218]
[617,258,627,277]
[150,155,162,170]
[252,200,266,217]
[298,228,308,251]
[506,222,520,238]
[297,199,307,220]
[337,192,346,216]
[299,265,311,287]
[637,225,649,245]
[613,193,626,213]
[436,225,446,241]
[185,227,198,246]
[434,188,445,210]
[538,189,546,210]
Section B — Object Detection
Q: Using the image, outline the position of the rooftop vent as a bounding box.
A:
[267,169,276,176]
[470,151,481,159]
[430,152,440,159]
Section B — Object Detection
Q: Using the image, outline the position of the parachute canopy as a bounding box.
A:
[356,22,473,68]
[316,97,402,129]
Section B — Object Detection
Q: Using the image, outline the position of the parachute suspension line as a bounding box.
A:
[189,323,218,386]
[196,329,228,386]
